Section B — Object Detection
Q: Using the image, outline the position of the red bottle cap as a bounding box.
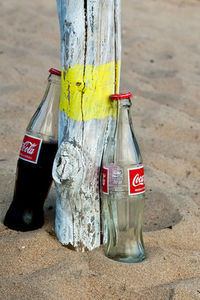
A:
[110,92,133,100]
[49,68,61,76]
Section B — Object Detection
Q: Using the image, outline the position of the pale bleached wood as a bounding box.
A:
[53,0,121,251]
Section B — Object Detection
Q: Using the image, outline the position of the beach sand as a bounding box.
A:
[0,0,200,299]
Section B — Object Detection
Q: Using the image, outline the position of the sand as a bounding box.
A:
[0,0,200,299]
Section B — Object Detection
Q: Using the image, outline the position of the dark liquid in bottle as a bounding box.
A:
[4,141,58,231]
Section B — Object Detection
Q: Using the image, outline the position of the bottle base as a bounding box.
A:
[107,253,145,263]
[4,205,44,232]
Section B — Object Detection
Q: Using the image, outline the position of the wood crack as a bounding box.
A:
[81,0,88,145]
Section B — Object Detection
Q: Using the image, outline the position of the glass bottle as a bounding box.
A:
[4,68,61,231]
[101,92,145,263]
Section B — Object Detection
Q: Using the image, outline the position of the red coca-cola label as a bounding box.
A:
[128,166,145,195]
[102,167,109,194]
[19,134,42,164]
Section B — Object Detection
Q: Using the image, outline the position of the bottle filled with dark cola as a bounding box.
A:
[4,68,61,231]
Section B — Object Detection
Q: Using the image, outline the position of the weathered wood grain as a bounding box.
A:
[53,0,121,251]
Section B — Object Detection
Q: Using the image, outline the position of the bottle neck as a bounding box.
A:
[119,98,131,109]
[115,98,142,165]
[118,99,131,128]
[45,75,61,106]
[26,74,61,142]
[48,73,61,85]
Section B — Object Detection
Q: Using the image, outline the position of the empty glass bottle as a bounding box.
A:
[101,92,145,263]
[4,68,61,231]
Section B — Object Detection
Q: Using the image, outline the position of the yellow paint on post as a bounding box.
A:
[60,61,120,121]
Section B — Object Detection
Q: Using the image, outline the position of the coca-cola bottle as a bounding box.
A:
[101,93,145,263]
[4,68,61,231]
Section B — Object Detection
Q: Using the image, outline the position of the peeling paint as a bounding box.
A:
[54,0,121,251]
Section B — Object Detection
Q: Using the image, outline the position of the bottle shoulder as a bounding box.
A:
[25,130,57,143]
[103,138,143,166]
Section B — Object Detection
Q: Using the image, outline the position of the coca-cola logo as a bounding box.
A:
[132,174,144,187]
[19,134,42,164]
[21,141,37,155]
[102,173,106,186]
[102,167,109,194]
[129,167,145,195]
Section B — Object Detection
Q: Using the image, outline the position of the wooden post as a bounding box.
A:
[53,0,121,251]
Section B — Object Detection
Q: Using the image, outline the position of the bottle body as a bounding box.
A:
[4,69,60,231]
[5,140,58,231]
[102,164,145,262]
[101,94,145,262]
